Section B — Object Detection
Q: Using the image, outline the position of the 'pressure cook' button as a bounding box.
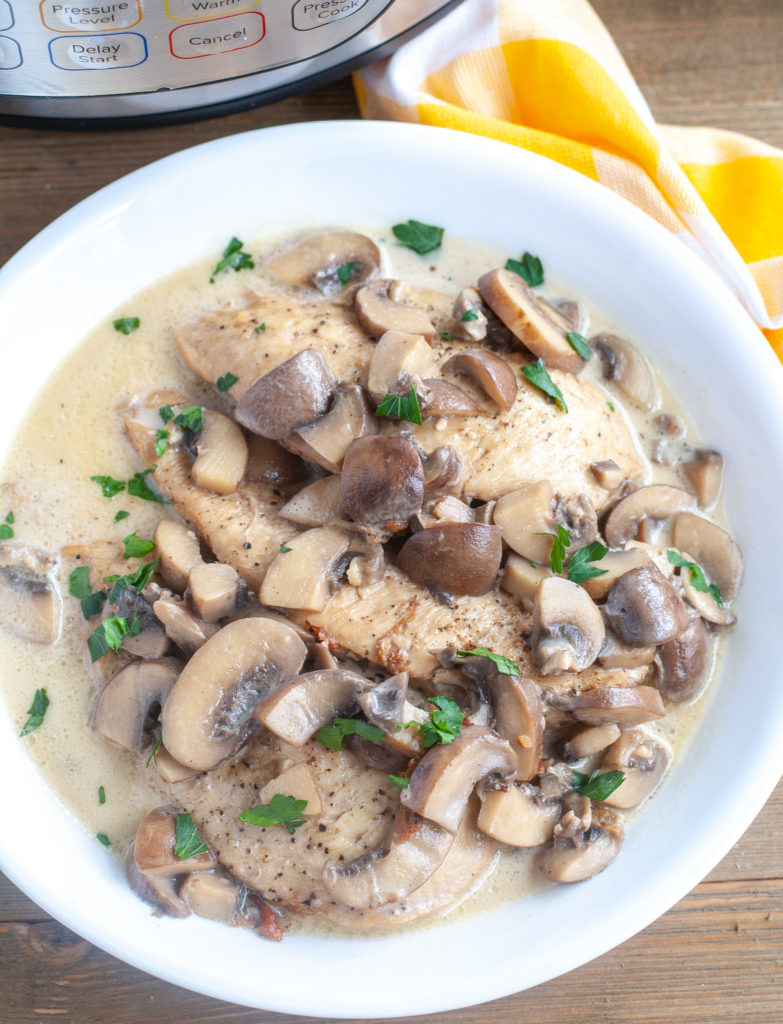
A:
[292,0,370,30]
[169,11,264,59]
[0,35,21,69]
[40,2,142,33]
[166,0,258,21]
[0,1,14,32]
[49,31,147,69]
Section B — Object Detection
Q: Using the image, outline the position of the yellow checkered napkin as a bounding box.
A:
[356,0,783,359]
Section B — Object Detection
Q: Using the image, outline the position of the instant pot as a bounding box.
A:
[0,0,460,128]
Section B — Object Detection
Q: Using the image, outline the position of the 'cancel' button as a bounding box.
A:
[169,11,265,59]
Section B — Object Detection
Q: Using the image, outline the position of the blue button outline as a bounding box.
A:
[0,34,22,69]
[0,0,14,33]
[48,30,147,70]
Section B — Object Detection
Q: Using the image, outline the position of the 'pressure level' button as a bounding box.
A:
[40,2,142,33]
[0,34,21,69]
[0,1,13,32]
[169,11,264,59]
[49,31,147,69]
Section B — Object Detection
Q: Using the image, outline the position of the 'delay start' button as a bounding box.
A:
[49,31,147,69]
[169,11,264,59]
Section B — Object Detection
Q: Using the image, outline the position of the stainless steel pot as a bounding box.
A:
[0,0,459,127]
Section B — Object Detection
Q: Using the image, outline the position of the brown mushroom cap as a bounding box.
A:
[417,379,481,417]
[266,231,380,293]
[125,841,189,918]
[235,349,336,440]
[558,685,666,727]
[531,576,605,675]
[355,279,437,338]
[341,435,424,527]
[442,348,518,411]
[599,729,670,809]
[133,806,215,877]
[604,484,696,548]
[604,562,690,647]
[253,668,373,746]
[683,449,724,508]
[653,617,711,702]
[288,383,378,474]
[397,522,502,597]
[672,511,743,602]
[537,795,624,882]
[592,332,657,410]
[92,657,182,752]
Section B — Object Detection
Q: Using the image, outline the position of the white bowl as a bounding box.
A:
[1,122,782,1018]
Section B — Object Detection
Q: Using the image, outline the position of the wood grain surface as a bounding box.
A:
[2,1,783,1021]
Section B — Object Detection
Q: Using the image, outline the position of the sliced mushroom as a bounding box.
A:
[672,512,743,601]
[531,576,605,675]
[343,732,411,774]
[365,330,439,404]
[452,286,488,342]
[154,520,203,593]
[180,873,241,925]
[287,383,378,473]
[260,526,352,612]
[401,725,517,833]
[190,409,248,494]
[0,543,61,645]
[537,793,624,882]
[92,657,181,752]
[355,279,437,338]
[683,450,723,508]
[133,806,215,876]
[253,668,372,746]
[592,332,657,410]
[600,729,670,808]
[442,349,518,411]
[604,562,690,646]
[558,685,665,727]
[493,481,555,563]
[579,547,652,601]
[488,674,544,781]
[125,841,189,918]
[235,349,337,440]
[561,722,621,762]
[478,268,585,374]
[501,554,552,607]
[590,459,625,491]
[161,617,307,770]
[653,617,711,702]
[323,805,454,910]
[341,435,423,527]
[357,672,429,757]
[113,584,170,660]
[555,493,598,549]
[681,572,736,626]
[597,626,656,670]
[149,745,199,783]
[477,783,560,847]
[421,445,462,498]
[279,474,345,527]
[153,594,220,653]
[604,484,696,548]
[244,434,308,491]
[397,523,502,597]
[257,762,323,816]
[266,231,380,293]
[188,562,240,622]
[417,379,481,417]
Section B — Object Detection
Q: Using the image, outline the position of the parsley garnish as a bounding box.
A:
[174,813,209,859]
[19,688,49,737]
[566,331,591,361]
[127,469,166,505]
[173,405,204,433]
[122,532,155,559]
[0,511,14,539]
[154,428,169,457]
[666,550,723,605]
[388,775,410,789]
[104,557,159,603]
[316,717,385,751]
[217,372,239,393]
[522,358,567,412]
[91,475,125,498]
[68,565,107,620]
[145,736,162,767]
[253,323,266,334]
[460,308,480,322]
[210,236,254,283]
[96,833,111,847]
[391,219,444,255]
[539,524,571,574]
[98,786,106,805]
[607,401,615,412]
[159,405,174,424]
[572,768,626,801]
[456,647,519,676]
[279,543,292,553]
[239,794,308,835]
[505,252,544,287]
[114,510,129,522]
[402,696,464,748]
[440,332,454,341]
[337,261,355,285]
[375,385,423,425]
[87,614,141,662]
[567,541,609,583]
[113,317,140,335]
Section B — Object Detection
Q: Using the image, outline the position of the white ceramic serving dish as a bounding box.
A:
[1,122,783,1019]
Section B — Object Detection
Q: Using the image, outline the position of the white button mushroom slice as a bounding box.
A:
[493,480,556,564]
[682,449,724,508]
[357,672,429,757]
[580,547,652,601]
[417,378,482,417]
[235,349,337,441]
[0,543,61,645]
[401,725,517,834]
[260,526,352,613]
[133,806,216,877]
[555,493,599,549]
[355,279,439,338]
[150,745,200,783]
[341,435,424,528]
[187,562,240,622]
[561,723,622,761]
[592,332,658,410]
[531,576,605,675]
[537,794,624,882]
[265,231,381,294]
[189,409,249,495]
[488,674,544,781]
[589,459,625,491]
[597,624,656,670]
[253,668,373,746]
[397,523,503,597]
[672,511,743,602]
[477,268,585,375]
[91,658,182,752]
[653,617,712,703]
[153,595,219,654]
[279,475,345,527]
[477,783,560,847]
[154,520,203,593]
[365,329,439,404]
[604,484,696,548]
[502,554,552,608]
[452,286,488,342]
[125,841,189,919]
[442,348,518,412]
[257,762,323,816]
[557,685,666,727]
[180,873,242,925]
[599,729,670,809]
[161,617,307,771]
[680,572,737,626]
[323,805,454,911]
[286,383,378,474]
[604,562,690,647]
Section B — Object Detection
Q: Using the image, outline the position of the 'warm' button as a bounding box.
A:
[165,0,258,21]
[169,11,264,59]
[49,31,147,69]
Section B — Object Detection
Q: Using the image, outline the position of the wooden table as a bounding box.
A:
[2,2,782,1021]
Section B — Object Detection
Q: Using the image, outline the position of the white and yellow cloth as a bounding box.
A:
[356,0,783,360]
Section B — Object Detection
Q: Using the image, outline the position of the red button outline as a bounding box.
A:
[169,10,265,59]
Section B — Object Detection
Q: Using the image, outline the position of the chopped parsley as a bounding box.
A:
[87,614,141,662]
[174,813,209,859]
[566,331,592,361]
[173,405,204,433]
[567,541,609,583]
[540,524,571,574]
[91,475,125,499]
[460,308,480,322]
[337,261,356,285]
[316,717,385,751]
[253,323,266,334]
[239,794,308,835]
[279,544,292,554]
[391,219,444,255]
[456,647,519,676]
[145,736,162,768]
[403,696,464,749]
[113,317,140,335]
[375,385,423,426]
[68,565,107,620]
[607,401,615,412]
[210,236,254,283]
[505,252,544,287]
[96,833,111,847]
[114,509,129,522]
[104,557,159,603]
[388,775,410,789]
[440,332,454,341]
[98,786,106,805]
[159,405,174,424]
[122,532,155,559]
[572,768,626,801]
[667,550,723,605]
[127,469,166,505]
[217,372,239,393]
[0,511,14,539]
[19,688,49,737]
[522,358,568,412]
[154,428,169,457]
